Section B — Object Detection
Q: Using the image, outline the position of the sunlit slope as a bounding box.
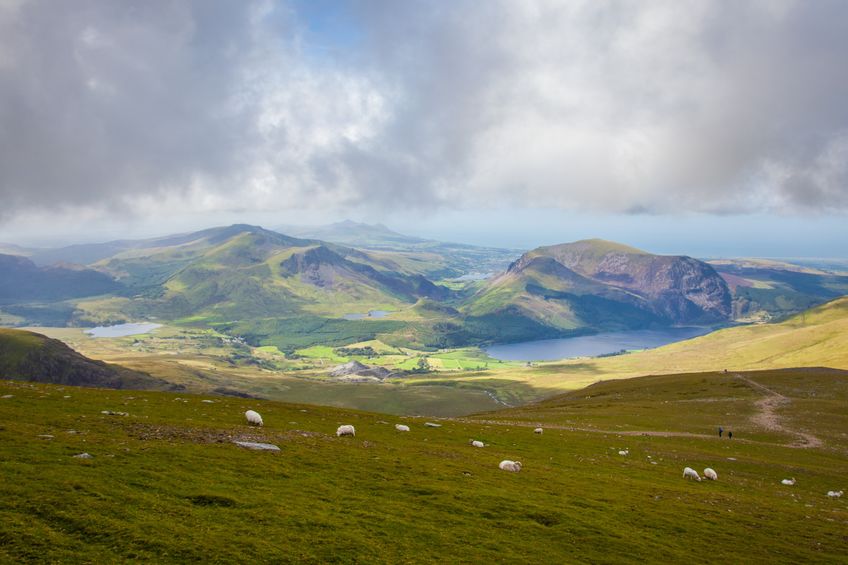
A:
[504,296,848,392]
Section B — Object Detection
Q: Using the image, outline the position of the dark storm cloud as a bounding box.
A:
[1,0,847,221]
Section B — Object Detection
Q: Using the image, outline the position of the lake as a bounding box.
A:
[343,310,392,320]
[485,327,712,361]
[85,322,162,338]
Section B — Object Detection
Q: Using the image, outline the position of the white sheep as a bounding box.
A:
[618,450,629,456]
[471,440,485,448]
[336,424,356,437]
[781,478,796,486]
[499,460,522,472]
[245,410,263,426]
[683,467,701,481]
[704,468,718,481]
[395,424,410,432]
[826,490,843,498]
[534,427,543,434]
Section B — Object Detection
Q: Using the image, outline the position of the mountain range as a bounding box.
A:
[1,222,846,348]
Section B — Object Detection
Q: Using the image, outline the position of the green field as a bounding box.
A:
[1,368,846,563]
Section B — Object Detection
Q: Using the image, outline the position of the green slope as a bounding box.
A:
[0,328,163,389]
[0,369,845,563]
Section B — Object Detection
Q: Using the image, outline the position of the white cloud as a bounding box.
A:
[0,0,847,225]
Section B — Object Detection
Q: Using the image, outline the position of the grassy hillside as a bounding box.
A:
[0,329,163,390]
[0,370,845,563]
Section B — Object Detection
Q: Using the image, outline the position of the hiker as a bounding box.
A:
[728,431,733,439]
[718,426,723,438]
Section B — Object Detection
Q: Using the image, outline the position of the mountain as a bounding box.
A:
[708,258,848,322]
[466,239,732,334]
[25,224,288,267]
[0,328,162,389]
[275,220,521,279]
[0,253,121,304]
[82,224,452,324]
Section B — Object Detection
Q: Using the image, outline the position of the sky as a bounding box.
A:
[0,0,847,255]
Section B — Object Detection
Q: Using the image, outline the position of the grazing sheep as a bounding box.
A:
[336,424,356,437]
[827,490,843,498]
[618,450,629,456]
[781,478,796,486]
[245,410,263,426]
[395,424,410,432]
[471,440,485,448]
[499,460,522,472]
[704,468,718,481]
[683,467,701,481]
[534,427,543,434]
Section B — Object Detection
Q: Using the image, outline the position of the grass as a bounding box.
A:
[0,368,846,563]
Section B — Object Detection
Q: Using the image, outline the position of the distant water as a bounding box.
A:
[343,310,392,320]
[485,327,712,362]
[85,323,162,338]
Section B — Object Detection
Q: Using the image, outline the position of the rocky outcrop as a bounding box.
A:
[507,240,732,324]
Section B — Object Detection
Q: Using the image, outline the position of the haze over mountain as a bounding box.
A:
[276,220,520,277]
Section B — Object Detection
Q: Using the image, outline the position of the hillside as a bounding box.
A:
[0,371,845,563]
[465,239,731,336]
[709,258,848,322]
[465,296,848,398]
[82,225,452,322]
[0,328,162,389]
[0,254,120,305]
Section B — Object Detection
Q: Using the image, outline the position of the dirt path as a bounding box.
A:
[734,373,823,448]
[455,418,777,443]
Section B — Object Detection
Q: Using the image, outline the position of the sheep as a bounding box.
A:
[471,440,485,448]
[336,424,356,437]
[683,467,701,481]
[499,460,522,472]
[704,468,718,481]
[781,478,796,486]
[395,424,410,432]
[826,490,843,498]
[245,410,263,426]
[618,450,629,456]
[534,427,543,434]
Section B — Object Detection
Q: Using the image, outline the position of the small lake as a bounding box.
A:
[85,322,162,338]
[343,310,392,320]
[485,327,712,361]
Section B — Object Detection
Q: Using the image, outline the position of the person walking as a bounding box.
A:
[718,426,723,438]
[728,431,733,439]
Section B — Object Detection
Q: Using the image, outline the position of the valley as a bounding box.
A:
[3,223,848,416]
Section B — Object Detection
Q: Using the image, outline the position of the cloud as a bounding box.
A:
[0,0,847,223]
